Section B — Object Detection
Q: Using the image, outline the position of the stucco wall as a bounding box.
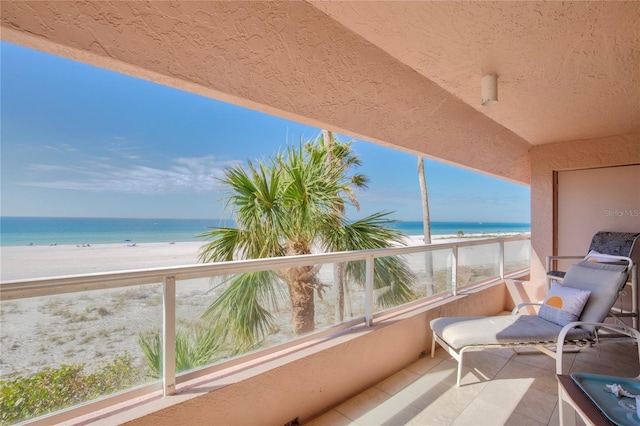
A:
[557,165,640,268]
[530,133,640,290]
[96,283,509,426]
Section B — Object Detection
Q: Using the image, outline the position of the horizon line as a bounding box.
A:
[0,215,531,225]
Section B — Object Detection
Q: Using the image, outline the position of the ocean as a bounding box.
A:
[0,217,530,247]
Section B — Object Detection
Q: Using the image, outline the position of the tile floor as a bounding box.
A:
[306,341,640,426]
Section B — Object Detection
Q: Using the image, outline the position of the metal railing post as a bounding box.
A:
[452,245,458,296]
[365,255,374,326]
[163,276,176,396]
[632,264,638,330]
[499,240,505,279]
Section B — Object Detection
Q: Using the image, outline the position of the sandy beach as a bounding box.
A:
[0,233,529,379]
[0,241,206,282]
[0,235,493,281]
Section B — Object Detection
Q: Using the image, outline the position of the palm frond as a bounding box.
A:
[202,271,283,348]
[350,173,369,189]
[279,145,345,243]
[323,211,407,252]
[175,326,221,372]
[138,331,161,377]
[322,211,416,307]
[199,226,284,262]
[198,227,245,262]
[138,325,223,378]
[371,256,416,307]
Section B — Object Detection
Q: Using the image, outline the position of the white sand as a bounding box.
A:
[0,241,206,282]
[0,233,526,281]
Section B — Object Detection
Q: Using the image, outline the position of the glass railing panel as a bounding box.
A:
[457,243,500,288]
[0,284,162,425]
[398,248,455,302]
[504,239,531,273]
[141,276,222,378]
[171,262,367,374]
[370,249,453,314]
[317,262,366,326]
[427,248,456,297]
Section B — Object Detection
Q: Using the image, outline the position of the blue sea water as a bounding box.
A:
[393,221,531,237]
[0,217,530,247]
[0,217,227,247]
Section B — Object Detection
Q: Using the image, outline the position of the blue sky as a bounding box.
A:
[1,42,530,223]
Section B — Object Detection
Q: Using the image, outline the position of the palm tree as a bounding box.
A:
[316,130,367,323]
[199,136,415,348]
[418,156,435,296]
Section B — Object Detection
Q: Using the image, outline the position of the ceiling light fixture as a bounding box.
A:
[481,74,498,106]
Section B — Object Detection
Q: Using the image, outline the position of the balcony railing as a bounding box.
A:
[0,235,529,425]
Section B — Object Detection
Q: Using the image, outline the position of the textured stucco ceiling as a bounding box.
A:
[311,1,640,145]
[313,1,640,145]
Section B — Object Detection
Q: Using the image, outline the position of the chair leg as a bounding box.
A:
[457,350,464,387]
[558,382,577,426]
[433,331,465,386]
[431,331,436,358]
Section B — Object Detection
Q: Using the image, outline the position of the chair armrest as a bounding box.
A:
[555,322,640,375]
[583,253,633,270]
[512,302,542,315]
[547,256,585,260]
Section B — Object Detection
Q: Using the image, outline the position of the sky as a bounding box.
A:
[0,42,530,223]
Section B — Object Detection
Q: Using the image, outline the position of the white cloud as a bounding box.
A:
[42,144,77,153]
[105,137,142,160]
[28,164,75,172]
[20,156,241,194]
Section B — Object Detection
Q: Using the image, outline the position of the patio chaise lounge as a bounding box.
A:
[546,230,639,328]
[430,260,636,386]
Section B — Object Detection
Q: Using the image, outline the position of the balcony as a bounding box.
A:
[1,236,534,425]
[1,2,638,424]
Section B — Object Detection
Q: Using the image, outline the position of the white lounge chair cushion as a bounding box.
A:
[538,281,591,326]
[562,261,628,330]
[430,260,628,351]
[430,315,591,350]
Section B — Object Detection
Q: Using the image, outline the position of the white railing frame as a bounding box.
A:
[0,235,530,425]
[163,276,177,396]
[499,240,505,279]
[451,245,458,296]
[364,254,375,326]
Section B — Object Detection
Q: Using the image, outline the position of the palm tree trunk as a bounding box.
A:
[323,129,334,162]
[290,278,315,335]
[418,157,434,296]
